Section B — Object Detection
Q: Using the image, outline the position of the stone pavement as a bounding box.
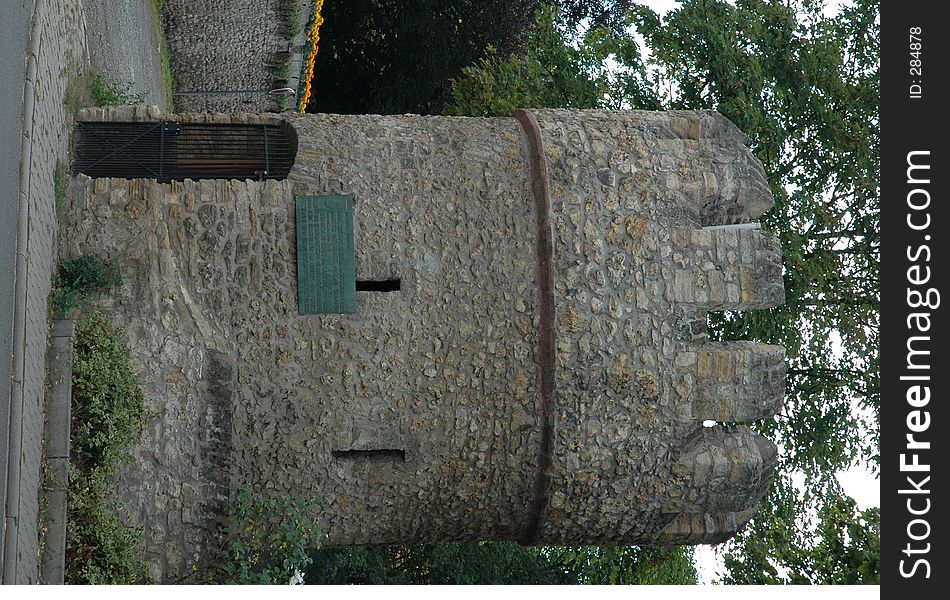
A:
[2,0,88,584]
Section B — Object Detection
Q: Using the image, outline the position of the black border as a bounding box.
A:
[882,0,947,593]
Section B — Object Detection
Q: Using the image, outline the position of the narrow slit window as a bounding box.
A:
[332,449,405,461]
[356,279,401,292]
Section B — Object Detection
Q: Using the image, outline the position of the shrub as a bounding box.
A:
[65,309,151,584]
[70,309,147,472]
[65,467,150,584]
[276,0,303,39]
[54,161,68,218]
[207,486,322,584]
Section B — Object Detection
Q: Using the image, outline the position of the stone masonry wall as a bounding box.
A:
[161,1,309,113]
[264,113,543,546]
[530,110,784,545]
[64,107,296,581]
[59,175,256,580]
[63,107,544,579]
[60,107,784,580]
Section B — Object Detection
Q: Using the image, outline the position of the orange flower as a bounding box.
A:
[298,0,325,113]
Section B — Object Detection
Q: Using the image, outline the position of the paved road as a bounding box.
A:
[2,0,88,582]
[1,0,162,582]
[0,0,33,555]
[83,0,165,109]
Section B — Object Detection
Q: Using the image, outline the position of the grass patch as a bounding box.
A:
[63,1,172,111]
[49,255,122,319]
[64,70,146,112]
[63,67,94,114]
[149,0,175,109]
[54,161,68,219]
[65,308,151,584]
[90,74,146,107]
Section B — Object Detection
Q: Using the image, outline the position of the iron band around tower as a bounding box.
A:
[513,109,557,545]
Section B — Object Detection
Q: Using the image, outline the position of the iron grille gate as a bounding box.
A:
[71,120,297,180]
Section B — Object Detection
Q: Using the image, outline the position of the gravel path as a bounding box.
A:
[82,0,167,110]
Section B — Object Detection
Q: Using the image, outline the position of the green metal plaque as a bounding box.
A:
[295,195,356,314]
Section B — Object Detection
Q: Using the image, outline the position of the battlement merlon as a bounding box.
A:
[654,426,776,545]
[669,426,778,513]
[653,508,760,546]
[533,109,774,227]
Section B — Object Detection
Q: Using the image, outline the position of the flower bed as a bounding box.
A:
[298,0,325,112]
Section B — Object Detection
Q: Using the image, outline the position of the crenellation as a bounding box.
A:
[668,426,777,516]
[667,224,784,311]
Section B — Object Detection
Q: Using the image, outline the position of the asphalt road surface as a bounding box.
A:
[0,0,164,489]
[0,0,33,493]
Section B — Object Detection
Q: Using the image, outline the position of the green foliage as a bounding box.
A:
[445,6,599,116]
[722,478,880,584]
[308,542,569,584]
[207,486,322,584]
[54,161,68,218]
[307,542,696,584]
[276,0,303,39]
[66,309,151,584]
[549,545,697,584]
[90,74,146,107]
[446,4,660,116]
[558,0,638,37]
[66,467,151,584]
[305,0,539,114]
[50,255,122,318]
[149,0,175,108]
[70,309,147,477]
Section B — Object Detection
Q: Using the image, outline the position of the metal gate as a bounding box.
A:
[71,120,297,180]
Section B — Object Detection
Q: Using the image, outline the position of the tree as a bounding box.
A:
[558,0,639,37]
[305,0,539,115]
[722,482,880,584]
[548,545,698,584]
[307,542,696,584]
[307,542,570,584]
[445,4,661,116]
[448,0,880,584]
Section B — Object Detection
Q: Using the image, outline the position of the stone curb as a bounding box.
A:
[3,0,47,583]
[40,320,75,585]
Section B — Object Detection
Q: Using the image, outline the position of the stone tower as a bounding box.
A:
[63,107,784,577]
